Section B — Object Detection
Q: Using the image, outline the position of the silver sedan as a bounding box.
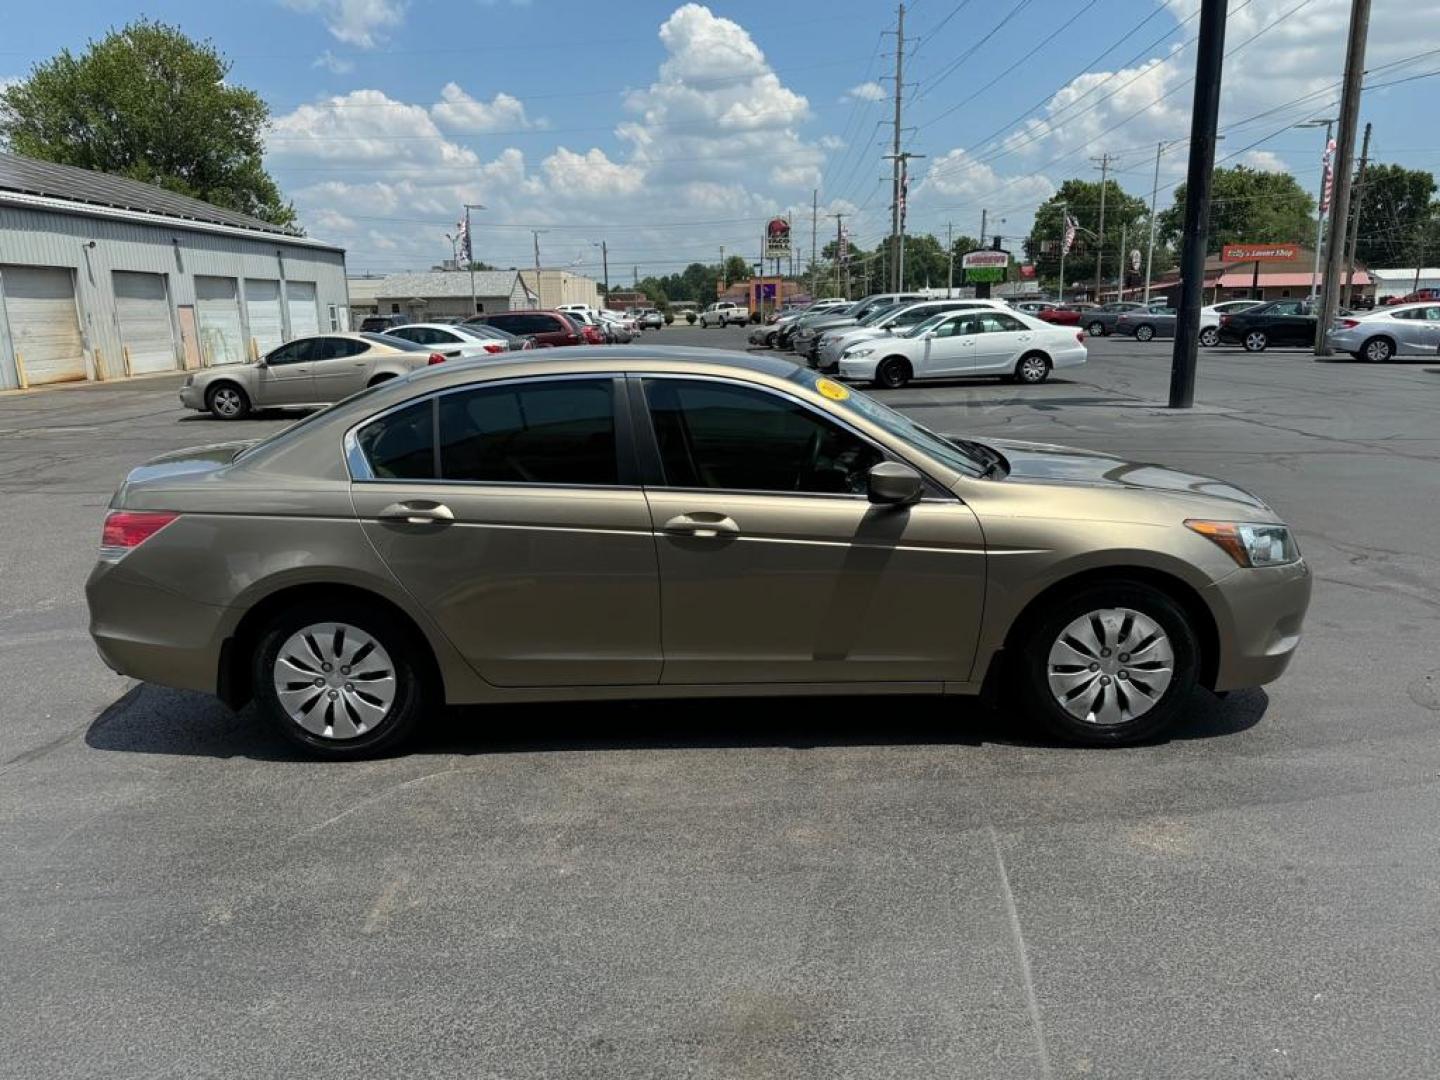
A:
[1327,302,1440,361]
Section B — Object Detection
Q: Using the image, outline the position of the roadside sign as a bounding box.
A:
[1221,244,1298,262]
[765,218,791,260]
[961,249,1008,285]
[1130,248,1141,271]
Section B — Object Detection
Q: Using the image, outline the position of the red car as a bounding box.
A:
[1036,304,1094,327]
[468,309,584,347]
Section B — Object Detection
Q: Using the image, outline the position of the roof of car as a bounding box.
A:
[407,345,801,387]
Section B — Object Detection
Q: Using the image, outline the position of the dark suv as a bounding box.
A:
[360,314,408,332]
[467,310,582,348]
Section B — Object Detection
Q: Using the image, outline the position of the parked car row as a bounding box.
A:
[745,292,1088,389]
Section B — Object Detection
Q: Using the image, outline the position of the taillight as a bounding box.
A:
[1076,332,1085,343]
[483,343,505,353]
[1337,318,1359,328]
[100,510,178,559]
[427,352,446,365]
[1220,315,1231,325]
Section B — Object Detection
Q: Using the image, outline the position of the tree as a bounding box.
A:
[1348,164,1440,269]
[723,255,752,284]
[1026,179,1149,288]
[1158,166,1313,256]
[0,20,297,228]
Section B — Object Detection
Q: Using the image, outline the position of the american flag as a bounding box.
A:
[1319,138,1337,214]
[1062,212,1078,256]
[456,214,472,262]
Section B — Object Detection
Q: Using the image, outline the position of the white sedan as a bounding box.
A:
[838,309,1087,388]
[816,299,1011,371]
[1198,300,1264,346]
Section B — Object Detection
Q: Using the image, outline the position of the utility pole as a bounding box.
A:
[463,202,485,315]
[811,188,819,300]
[1117,221,1128,299]
[600,240,610,300]
[719,245,726,290]
[1316,0,1370,354]
[829,212,848,299]
[980,209,988,255]
[888,2,905,292]
[947,221,954,296]
[1091,153,1112,301]
[1057,202,1069,304]
[1144,142,1164,304]
[1168,0,1227,409]
[530,230,546,308]
[1343,121,1372,308]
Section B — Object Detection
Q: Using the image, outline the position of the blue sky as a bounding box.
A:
[5,0,1439,278]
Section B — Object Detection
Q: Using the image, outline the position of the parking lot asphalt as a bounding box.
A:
[3,326,1439,1079]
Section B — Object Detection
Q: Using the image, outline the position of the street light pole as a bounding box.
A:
[463,203,485,315]
[1144,142,1164,305]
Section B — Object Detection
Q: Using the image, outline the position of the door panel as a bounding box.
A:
[286,281,320,338]
[646,489,987,684]
[195,276,245,367]
[255,340,314,404]
[355,484,662,686]
[1,265,86,385]
[113,271,176,374]
[309,338,370,400]
[245,279,284,356]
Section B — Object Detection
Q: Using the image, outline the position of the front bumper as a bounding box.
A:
[1205,557,1313,691]
[178,382,203,410]
[838,356,880,381]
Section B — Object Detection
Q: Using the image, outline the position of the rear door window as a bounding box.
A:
[438,379,618,485]
[356,400,436,480]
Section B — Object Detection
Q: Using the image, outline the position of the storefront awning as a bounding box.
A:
[1217,271,1370,288]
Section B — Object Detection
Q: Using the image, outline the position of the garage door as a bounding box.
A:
[113,271,176,374]
[195,276,245,367]
[1,265,87,385]
[286,281,320,339]
[245,280,284,357]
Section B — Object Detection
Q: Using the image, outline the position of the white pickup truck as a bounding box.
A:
[699,301,749,328]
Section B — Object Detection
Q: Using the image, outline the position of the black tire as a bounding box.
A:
[765,331,779,348]
[874,356,911,389]
[1198,326,1220,347]
[1015,352,1051,384]
[1013,581,1200,746]
[1242,330,1268,353]
[1361,336,1394,363]
[1087,320,1105,337]
[1134,324,1155,342]
[252,600,431,758]
[206,382,251,420]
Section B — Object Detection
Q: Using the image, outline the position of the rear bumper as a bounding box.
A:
[1205,558,1313,691]
[86,561,229,694]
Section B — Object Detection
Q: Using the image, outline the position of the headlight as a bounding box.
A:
[1186,520,1300,567]
[846,347,876,358]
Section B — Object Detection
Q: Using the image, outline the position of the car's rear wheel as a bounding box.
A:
[1087,320,1105,336]
[875,356,911,389]
[1199,326,1220,347]
[206,382,250,420]
[253,602,429,758]
[1015,353,1051,384]
[1014,582,1199,745]
[1134,324,1155,342]
[1362,336,1394,363]
[1243,330,1269,352]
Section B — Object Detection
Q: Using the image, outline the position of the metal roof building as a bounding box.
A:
[349,270,535,323]
[0,151,347,389]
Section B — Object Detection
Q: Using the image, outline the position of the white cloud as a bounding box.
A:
[1241,149,1287,173]
[281,0,405,49]
[312,50,354,74]
[431,84,537,133]
[269,89,479,169]
[843,81,886,103]
[540,147,645,198]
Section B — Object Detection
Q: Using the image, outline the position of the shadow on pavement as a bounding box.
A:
[85,682,1266,761]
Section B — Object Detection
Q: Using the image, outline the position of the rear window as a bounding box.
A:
[360,332,429,352]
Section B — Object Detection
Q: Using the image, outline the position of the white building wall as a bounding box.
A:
[0,202,346,388]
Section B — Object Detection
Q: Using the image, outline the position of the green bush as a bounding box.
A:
[685,311,696,324]
[664,311,675,325]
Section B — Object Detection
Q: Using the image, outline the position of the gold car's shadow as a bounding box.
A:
[85,684,1268,761]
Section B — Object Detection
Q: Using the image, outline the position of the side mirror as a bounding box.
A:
[867,461,923,506]
[922,331,936,339]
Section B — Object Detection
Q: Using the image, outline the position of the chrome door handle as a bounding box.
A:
[378,501,454,525]
[662,513,739,538]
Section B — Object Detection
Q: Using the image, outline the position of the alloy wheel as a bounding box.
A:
[211,387,244,417]
[1364,338,1392,362]
[1244,331,1268,352]
[1046,607,1175,726]
[1135,325,1154,342]
[1087,321,1105,336]
[1199,327,1219,347]
[1018,355,1049,383]
[272,622,397,740]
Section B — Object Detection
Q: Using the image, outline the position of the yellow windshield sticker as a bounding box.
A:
[816,378,850,401]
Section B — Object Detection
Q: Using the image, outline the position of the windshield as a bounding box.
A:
[786,367,987,478]
[858,303,904,327]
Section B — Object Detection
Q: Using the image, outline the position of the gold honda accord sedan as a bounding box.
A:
[87,348,1311,757]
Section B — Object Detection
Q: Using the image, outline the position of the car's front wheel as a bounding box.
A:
[206,382,250,420]
[1199,326,1220,347]
[1087,320,1105,336]
[1243,330,1269,352]
[1015,353,1051,384]
[1134,324,1155,342]
[1362,336,1394,362]
[1014,581,1199,745]
[253,602,430,758]
[874,356,911,388]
